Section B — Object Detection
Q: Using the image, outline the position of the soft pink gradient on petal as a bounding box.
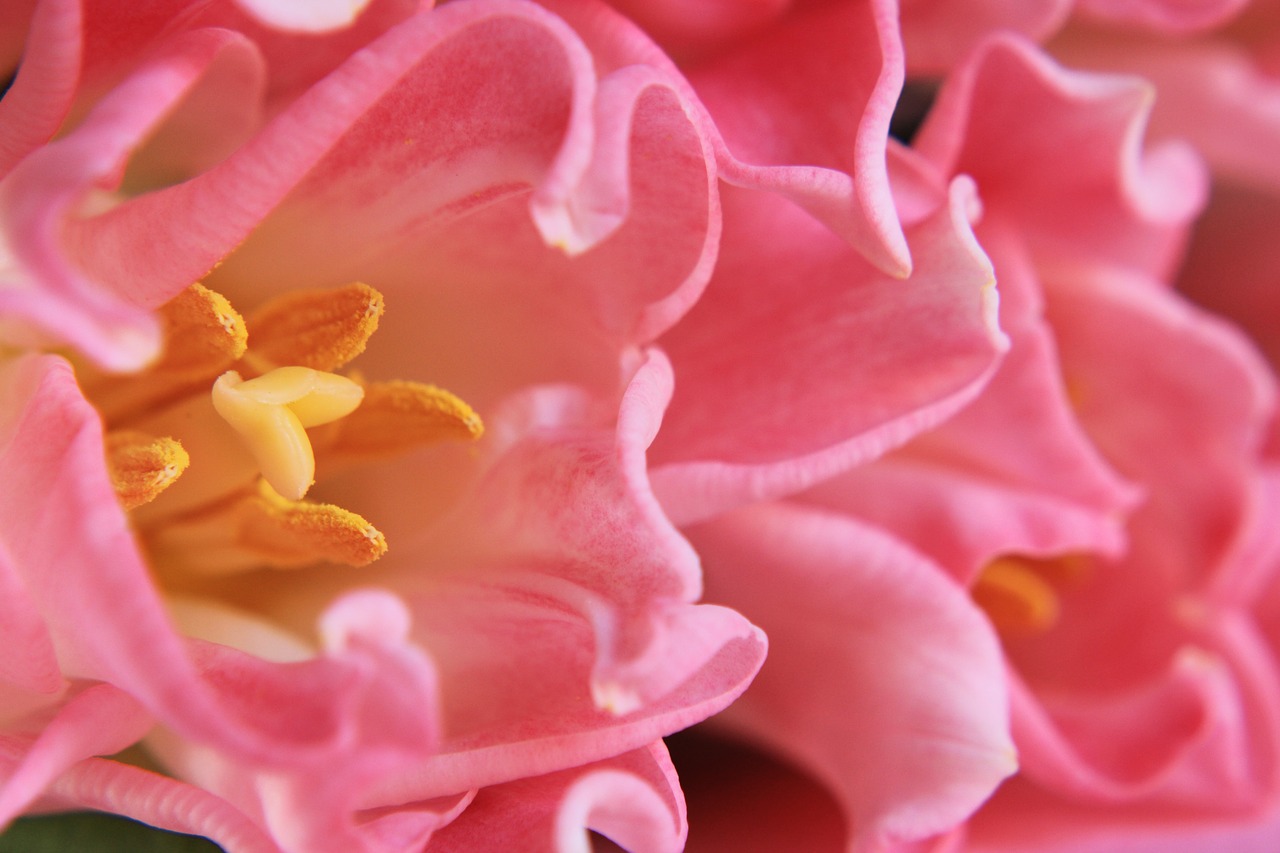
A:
[430,743,685,852]
[688,502,1016,850]
[650,176,1006,525]
[1075,0,1250,33]
[0,0,78,178]
[900,0,1072,74]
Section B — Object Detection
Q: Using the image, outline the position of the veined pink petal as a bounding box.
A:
[0,26,265,370]
[429,743,685,852]
[688,502,1017,851]
[650,175,1006,525]
[33,758,284,853]
[915,35,1208,281]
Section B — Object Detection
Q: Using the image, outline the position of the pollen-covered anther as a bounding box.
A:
[971,557,1061,636]
[314,380,484,461]
[245,282,385,373]
[90,284,248,421]
[147,481,387,574]
[106,431,191,511]
[211,367,364,501]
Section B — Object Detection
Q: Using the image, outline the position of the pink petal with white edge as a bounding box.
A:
[688,0,910,275]
[0,683,153,826]
[151,590,443,853]
[430,742,686,852]
[651,176,1006,525]
[415,352,763,710]
[361,574,763,803]
[687,502,1017,851]
[541,0,909,275]
[805,220,1139,582]
[1055,37,1280,192]
[915,35,1207,281]
[0,26,264,370]
[234,0,373,32]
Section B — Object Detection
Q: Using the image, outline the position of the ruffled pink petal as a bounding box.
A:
[650,175,1006,525]
[149,590,443,853]
[1047,266,1277,589]
[0,0,78,178]
[803,220,1139,582]
[915,35,1208,281]
[0,27,264,369]
[1074,0,1251,33]
[359,575,763,803]
[1005,609,1280,823]
[687,501,1017,850]
[0,683,153,825]
[688,0,910,274]
[429,742,685,852]
[32,758,283,853]
[899,0,1072,74]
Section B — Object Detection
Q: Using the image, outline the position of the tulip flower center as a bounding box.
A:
[971,555,1091,636]
[91,282,482,578]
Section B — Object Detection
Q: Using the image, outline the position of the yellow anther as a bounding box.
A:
[315,380,484,461]
[105,431,190,511]
[211,367,364,501]
[147,481,387,575]
[972,557,1061,636]
[245,283,385,372]
[89,284,248,421]
[160,283,249,376]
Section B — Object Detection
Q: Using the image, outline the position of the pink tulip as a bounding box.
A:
[0,1,798,848]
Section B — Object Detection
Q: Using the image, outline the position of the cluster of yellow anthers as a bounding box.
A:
[93,282,482,578]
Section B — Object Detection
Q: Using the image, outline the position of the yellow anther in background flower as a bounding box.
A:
[106,431,190,510]
[245,282,385,372]
[313,380,484,461]
[211,367,364,501]
[971,557,1061,636]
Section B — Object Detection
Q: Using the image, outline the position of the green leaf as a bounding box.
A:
[0,812,223,852]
